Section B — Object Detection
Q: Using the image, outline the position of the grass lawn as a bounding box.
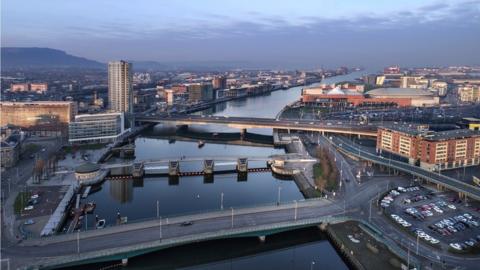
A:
[14,191,32,215]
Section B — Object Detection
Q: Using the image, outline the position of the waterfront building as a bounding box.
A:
[377,126,480,171]
[212,76,227,90]
[108,61,133,113]
[0,101,77,137]
[187,83,214,103]
[68,112,127,144]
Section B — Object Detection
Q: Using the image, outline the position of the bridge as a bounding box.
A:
[135,115,378,137]
[329,136,480,201]
[8,199,349,269]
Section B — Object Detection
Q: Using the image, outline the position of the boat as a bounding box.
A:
[198,140,205,148]
[96,219,106,229]
[84,202,96,213]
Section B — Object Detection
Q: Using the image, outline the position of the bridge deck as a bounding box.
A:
[136,115,377,137]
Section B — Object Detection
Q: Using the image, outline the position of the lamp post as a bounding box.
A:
[310,261,315,270]
[159,216,162,240]
[76,231,80,253]
[230,207,234,228]
[294,200,298,221]
[221,192,224,210]
[277,186,282,206]
[156,200,159,218]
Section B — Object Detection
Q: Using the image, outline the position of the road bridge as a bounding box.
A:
[329,136,480,201]
[7,199,348,269]
[136,115,378,137]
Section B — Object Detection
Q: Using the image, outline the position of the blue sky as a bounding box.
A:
[2,0,480,68]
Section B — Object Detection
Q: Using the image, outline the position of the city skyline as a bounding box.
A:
[2,0,480,68]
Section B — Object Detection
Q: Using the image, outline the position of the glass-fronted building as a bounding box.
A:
[68,112,127,144]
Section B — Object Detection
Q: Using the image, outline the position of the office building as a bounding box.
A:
[187,83,214,103]
[68,112,127,144]
[0,101,77,137]
[377,126,480,171]
[212,76,227,90]
[108,61,133,113]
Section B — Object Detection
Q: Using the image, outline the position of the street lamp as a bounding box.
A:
[159,216,162,240]
[221,192,224,210]
[76,231,80,253]
[277,186,282,206]
[230,207,234,228]
[310,261,315,270]
[156,200,159,218]
[294,200,298,221]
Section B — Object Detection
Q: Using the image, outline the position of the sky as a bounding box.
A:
[2,0,480,68]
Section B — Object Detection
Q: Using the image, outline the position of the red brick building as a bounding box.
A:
[377,126,480,171]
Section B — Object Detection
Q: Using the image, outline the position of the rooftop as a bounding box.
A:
[380,126,480,141]
[367,88,434,97]
[75,162,100,174]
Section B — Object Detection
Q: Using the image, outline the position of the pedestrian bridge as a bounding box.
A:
[136,115,378,137]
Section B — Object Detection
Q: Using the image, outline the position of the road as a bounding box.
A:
[329,136,480,201]
[135,114,378,137]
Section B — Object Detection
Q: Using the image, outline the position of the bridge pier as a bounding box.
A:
[204,160,214,175]
[240,128,247,140]
[132,162,144,178]
[169,161,180,176]
[237,158,248,173]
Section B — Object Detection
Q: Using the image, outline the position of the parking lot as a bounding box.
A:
[18,186,67,219]
[379,184,480,254]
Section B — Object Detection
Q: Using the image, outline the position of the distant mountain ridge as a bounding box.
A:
[1,47,104,69]
[1,47,254,71]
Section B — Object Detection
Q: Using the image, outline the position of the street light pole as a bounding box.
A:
[221,192,224,210]
[76,231,80,253]
[156,200,159,219]
[230,207,234,228]
[310,261,315,270]
[159,216,162,240]
[416,234,419,255]
[369,200,372,223]
[277,186,282,205]
[294,200,298,221]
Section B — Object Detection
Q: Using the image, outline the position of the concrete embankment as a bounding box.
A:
[284,141,319,198]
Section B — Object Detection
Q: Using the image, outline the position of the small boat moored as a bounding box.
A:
[96,219,106,229]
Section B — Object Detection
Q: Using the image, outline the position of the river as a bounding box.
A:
[76,70,370,269]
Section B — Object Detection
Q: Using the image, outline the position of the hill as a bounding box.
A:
[1,47,104,69]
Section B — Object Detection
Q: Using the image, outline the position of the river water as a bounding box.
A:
[78,70,369,269]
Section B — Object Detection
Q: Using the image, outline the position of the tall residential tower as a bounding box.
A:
[108,61,133,113]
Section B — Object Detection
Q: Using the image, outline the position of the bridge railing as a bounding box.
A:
[52,196,330,236]
[38,215,350,269]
